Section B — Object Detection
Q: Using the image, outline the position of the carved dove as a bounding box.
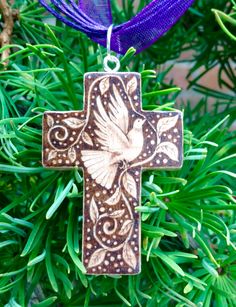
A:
[81,84,145,189]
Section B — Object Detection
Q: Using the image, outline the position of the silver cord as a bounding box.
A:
[106,24,113,56]
[103,24,120,72]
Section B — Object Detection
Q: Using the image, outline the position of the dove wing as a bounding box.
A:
[108,84,129,134]
[94,96,129,152]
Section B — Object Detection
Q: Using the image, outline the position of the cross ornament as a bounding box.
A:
[42,72,183,275]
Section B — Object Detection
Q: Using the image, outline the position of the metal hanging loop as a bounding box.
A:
[103,55,120,72]
[103,24,120,72]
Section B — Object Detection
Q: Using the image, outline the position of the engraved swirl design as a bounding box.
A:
[48,125,69,149]
[103,217,117,235]
[93,214,127,252]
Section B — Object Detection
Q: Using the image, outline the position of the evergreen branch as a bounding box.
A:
[0,0,235,305]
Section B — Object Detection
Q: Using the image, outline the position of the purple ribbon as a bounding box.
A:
[39,0,195,54]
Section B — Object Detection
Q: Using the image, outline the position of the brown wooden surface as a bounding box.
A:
[42,72,183,275]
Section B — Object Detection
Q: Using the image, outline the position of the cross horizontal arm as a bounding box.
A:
[42,110,87,168]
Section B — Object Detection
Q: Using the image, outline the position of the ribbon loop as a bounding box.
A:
[39,0,195,54]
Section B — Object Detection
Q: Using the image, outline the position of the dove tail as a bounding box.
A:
[81,150,118,189]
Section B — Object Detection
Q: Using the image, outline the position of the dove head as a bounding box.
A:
[133,118,146,130]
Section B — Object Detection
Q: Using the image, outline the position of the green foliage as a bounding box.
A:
[212,0,236,41]
[0,0,235,306]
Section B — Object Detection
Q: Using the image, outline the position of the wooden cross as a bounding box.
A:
[42,72,183,275]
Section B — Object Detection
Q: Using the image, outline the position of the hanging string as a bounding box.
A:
[39,0,195,54]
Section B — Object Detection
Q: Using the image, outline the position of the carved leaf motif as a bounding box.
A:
[82,131,93,146]
[48,150,57,161]
[105,188,121,205]
[62,117,85,129]
[118,220,133,236]
[122,172,137,198]
[68,147,76,163]
[156,142,179,162]
[99,77,109,95]
[90,197,99,224]
[156,115,179,135]
[123,242,137,269]
[88,248,107,268]
[109,209,125,218]
[127,76,137,95]
[47,115,54,127]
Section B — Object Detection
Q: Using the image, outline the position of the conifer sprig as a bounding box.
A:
[0,1,235,306]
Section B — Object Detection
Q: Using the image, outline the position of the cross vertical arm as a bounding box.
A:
[82,168,141,274]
